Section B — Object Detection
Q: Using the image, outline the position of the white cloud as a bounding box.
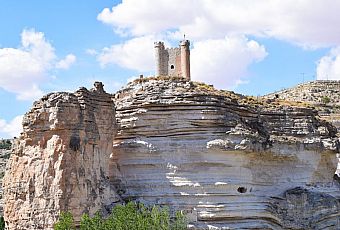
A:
[97,0,340,89]
[86,49,98,56]
[97,0,201,37]
[97,35,155,72]
[56,54,76,69]
[98,0,340,48]
[316,47,340,80]
[0,115,23,138]
[0,28,76,101]
[191,36,267,89]
[21,29,56,67]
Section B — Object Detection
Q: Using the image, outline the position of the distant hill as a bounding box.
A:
[264,80,340,129]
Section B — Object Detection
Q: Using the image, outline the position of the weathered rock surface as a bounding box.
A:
[0,148,11,216]
[265,80,340,103]
[3,82,120,229]
[264,80,340,176]
[3,78,340,229]
[112,78,340,229]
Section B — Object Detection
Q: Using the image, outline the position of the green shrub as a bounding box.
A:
[54,212,75,230]
[321,96,331,104]
[0,172,5,179]
[173,211,187,230]
[54,202,187,230]
[0,216,5,230]
[80,212,105,230]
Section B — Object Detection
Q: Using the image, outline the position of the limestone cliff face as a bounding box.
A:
[3,78,340,229]
[112,78,340,229]
[3,82,120,229]
[264,80,340,176]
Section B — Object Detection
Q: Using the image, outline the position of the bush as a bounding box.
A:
[321,96,331,104]
[0,172,5,179]
[54,202,187,230]
[80,212,105,230]
[0,216,5,230]
[54,212,75,230]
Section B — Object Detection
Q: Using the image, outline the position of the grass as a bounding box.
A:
[132,75,187,84]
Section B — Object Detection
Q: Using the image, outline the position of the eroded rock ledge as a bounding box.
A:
[4,78,340,229]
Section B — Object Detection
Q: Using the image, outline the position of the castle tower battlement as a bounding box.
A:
[154,40,191,80]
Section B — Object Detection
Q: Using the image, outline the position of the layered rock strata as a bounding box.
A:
[264,80,340,176]
[112,78,340,229]
[3,82,120,229]
[3,78,340,229]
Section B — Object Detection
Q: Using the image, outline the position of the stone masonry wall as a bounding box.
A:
[167,48,181,76]
[155,41,189,79]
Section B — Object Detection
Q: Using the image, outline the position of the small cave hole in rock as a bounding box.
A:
[237,187,247,193]
[170,64,175,69]
[69,136,80,151]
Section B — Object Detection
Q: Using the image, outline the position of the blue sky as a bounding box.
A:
[0,0,340,138]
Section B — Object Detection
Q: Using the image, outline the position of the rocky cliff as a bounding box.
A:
[264,80,340,176]
[3,78,340,229]
[3,82,120,229]
[0,141,12,216]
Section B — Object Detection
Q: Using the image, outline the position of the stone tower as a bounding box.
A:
[154,40,191,81]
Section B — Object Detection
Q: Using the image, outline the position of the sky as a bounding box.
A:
[1,0,340,138]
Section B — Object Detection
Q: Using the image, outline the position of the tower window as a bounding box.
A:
[170,65,175,69]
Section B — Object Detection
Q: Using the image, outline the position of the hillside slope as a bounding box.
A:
[264,80,340,128]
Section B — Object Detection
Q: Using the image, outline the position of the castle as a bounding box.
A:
[154,40,190,80]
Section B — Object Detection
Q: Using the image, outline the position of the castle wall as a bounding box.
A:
[159,49,169,76]
[167,48,181,77]
[154,44,161,76]
[154,40,190,80]
[180,40,190,80]
[154,42,168,76]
